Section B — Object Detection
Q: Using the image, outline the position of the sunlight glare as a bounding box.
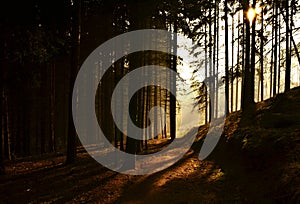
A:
[247,7,256,24]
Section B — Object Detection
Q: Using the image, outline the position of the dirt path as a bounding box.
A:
[2,88,300,203]
[0,150,245,203]
[0,148,229,204]
[0,140,286,203]
[116,150,228,204]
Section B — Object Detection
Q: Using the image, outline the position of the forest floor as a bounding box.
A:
[1,88,300,203]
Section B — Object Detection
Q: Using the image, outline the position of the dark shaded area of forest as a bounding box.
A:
[0,0,299,203]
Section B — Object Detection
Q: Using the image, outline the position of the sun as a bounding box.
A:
[247,7,256,24]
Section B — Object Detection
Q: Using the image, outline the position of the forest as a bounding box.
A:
[0,0,299,203]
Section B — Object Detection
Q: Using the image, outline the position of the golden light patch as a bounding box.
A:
[247,7,256,24]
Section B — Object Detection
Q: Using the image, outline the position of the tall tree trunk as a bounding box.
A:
[153,72,158,139]
[224,0,230,115]
[204,22,208,124]
[66,0,81,164]
[50,61,56,152]
[273,0,278,96]
[170,20,177,140]
[285,0,291,91]
[159,86,164,139]
[260,4,264,101]
[250,0,257,103]
[242,0,254,110]
[0,76,4,174]
[164,68,169,138]
[120,62,125,151]
[148,81,153,141]
[114,63,119,149]
[215,0,219,118]
[270,14,274,98]
[241,11,245,110]
[231,13,234,112]
[236,10,241,110]
[3,88,11,160]
[278,11,281,94]
[208,5,213,122]
[213,0,218,117]
[40,66,46,155]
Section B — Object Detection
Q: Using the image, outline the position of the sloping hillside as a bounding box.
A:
[208,86,300,202]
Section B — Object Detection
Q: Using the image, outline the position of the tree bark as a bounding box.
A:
[216,1,220,118]
[66,0,81,164]
[260,5,264,101]
[204,21,208,124]
[224,0,230,115]
[0,71,4,174]
[213,0,218,117]
[285,0,291,91]
[170,20,177,140]
[231,13,235,112]
[236,10,241,110]
[273,0,278,96]
[242,0,254,110]
[250,0,256,102]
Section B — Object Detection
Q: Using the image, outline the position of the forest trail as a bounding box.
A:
[1,88,300,203]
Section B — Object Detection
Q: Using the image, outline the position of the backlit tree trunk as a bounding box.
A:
[285,0,291,91]
[224,0,230,115]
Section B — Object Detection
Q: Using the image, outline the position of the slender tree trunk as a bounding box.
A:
[231,13,234,112]
[270,15,274,97]
[40,84,46,155]
[0,75,4,174]
[120,59,125,151]
[3,88,11,160]
[205,22,208,124]
[236,11,241,110]
[250,0,256,103]
[50,61,56,152]
[66,0,81,164]
[114,63,119,148]
[164,68,168,138]
[144,86,149,149]
[159,88,165,138]
[242,0,254,110]
[154,75,158,139]
[241,12,245,110]
[136,88,143,153]
[213,0,218,117]
[209,4,213,122]
[224,0,230,115]
[148,82,153,140]
[278,12,281,94]
[285,0,291,91]
[170,21,177,140]
[260,5,264,101]
[215,1,219,118]
[273,0,278,96]
[0,36,4,173]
